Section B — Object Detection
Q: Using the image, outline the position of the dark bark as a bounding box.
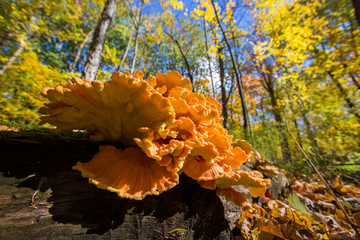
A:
[0,131,240,240]
[218,47,228,129]
[82,0,117,80]
[210,0,250,137]
[351,0,360,26]
[70,29,94,72]
[164,31,194,84]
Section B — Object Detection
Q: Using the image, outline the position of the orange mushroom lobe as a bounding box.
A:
[73,146,179,200]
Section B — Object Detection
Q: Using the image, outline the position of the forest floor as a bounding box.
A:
[0,124,359,240]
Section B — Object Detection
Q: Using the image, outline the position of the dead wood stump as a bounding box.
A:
[0,131,241,239]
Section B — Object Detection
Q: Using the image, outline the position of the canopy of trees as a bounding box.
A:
[1,0,359,171]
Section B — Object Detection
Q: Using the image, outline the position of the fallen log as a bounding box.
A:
[0,130,241,239]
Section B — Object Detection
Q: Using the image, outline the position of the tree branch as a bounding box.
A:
[70,29,94,72]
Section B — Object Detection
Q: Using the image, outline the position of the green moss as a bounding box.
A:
[0,121,89,140]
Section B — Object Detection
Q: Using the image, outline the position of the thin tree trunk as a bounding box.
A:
[260,69,293,163]
[289,101,303,148]
[0,44,25,75]
[349,73,360,90]
[316,44,360,121]
[218,47,228,129]
[351,0,360,26]
[300,108,324,161]
[327,71,360,122]
[229,94,234,129]
[130,27,140,74]
[70,29,94,72]
[211,0,250,136]
[164,31,194,84]
[268,80,293,163]
[203,15,216,98]
[295,95,325,163]
[260,97,265,127]
[117,25,134,72]
[82,0,117,81]
[130,1,144,74]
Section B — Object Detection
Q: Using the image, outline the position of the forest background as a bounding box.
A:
[0,0,359,175]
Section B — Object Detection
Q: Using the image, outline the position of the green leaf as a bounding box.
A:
[288,191,308,216]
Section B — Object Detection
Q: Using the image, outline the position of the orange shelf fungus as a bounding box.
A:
[73,146,179,200]
[40,70,271,204]
[39,71,176,145]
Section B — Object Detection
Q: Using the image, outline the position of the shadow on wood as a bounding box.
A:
[0,131,238,239]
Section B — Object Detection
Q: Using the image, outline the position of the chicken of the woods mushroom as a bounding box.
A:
[39,71,271,205]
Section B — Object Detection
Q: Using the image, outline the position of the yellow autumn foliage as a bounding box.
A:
[0,51,75,124]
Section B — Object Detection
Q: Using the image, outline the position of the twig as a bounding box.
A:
[283,108,360,239]
[30,189,40,208]
[30,177,46,209]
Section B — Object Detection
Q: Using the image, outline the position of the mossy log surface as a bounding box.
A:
[0,130,241,240]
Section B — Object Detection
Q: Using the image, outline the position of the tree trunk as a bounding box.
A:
[130,1,144,74]
[0,130,241,240]
[211,0,250,137]
[289,101,303,148]
[316,44,360,121]
[117,25,134,72]
[351,0,360,26]
[70,29,94,72]
[130,27,139,74]
[82,0,117,81]
[349,73,360,90]
[203,15,216,99]
[327,71,360,122]
[296,96,325,163]
[218,47,228,129]
[261,71,293,163]
[0,44,25,76]
[164,31,195,84]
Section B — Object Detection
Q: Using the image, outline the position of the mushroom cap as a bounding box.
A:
[217,187,251,208]
[197,169,271,200]
[232,139,253,155]
[221,147,249,170]
[73,145,179,200]
[39,72,176,145]
[182,156,229,181]
[167,86,221,124]
[134,137,192,173]
[215,171,271,198]
[154,71,193,92]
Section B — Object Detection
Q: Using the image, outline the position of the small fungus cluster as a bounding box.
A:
[39,71,270,206]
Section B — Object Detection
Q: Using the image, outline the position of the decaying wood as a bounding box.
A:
[0,131,241,239]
